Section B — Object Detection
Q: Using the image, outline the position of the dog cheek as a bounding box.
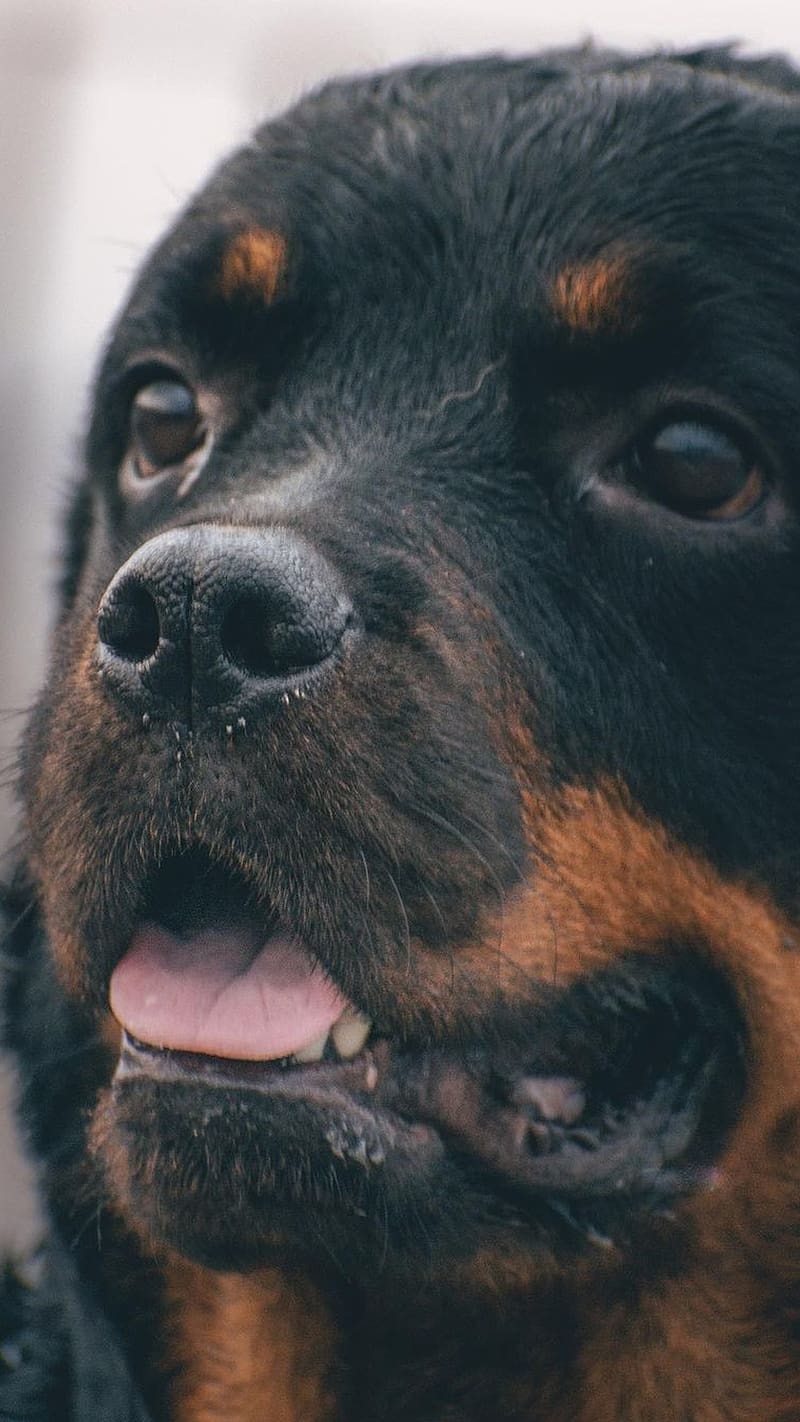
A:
[22,650,178,997]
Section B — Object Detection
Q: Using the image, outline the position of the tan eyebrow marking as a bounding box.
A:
[550,249,641,338]
[217,227,288,303]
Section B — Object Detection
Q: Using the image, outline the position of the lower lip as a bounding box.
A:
[114,1032,442,1161]
[117,1032,389,1105]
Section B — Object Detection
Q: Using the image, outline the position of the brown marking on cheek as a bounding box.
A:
[25,619,189,1001]
[26,642,110,995]
[550,249,641,337]
[217,228,287,303]
[397,781,800,1130]
[161,1258,341,1422]
[411,615,490,686]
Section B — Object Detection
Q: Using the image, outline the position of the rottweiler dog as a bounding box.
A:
[4,42,800,1422]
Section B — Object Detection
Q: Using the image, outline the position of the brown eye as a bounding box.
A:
[628,420,765,520]
[130,379,205,480]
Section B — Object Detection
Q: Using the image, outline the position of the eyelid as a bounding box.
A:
[107,356,191,410]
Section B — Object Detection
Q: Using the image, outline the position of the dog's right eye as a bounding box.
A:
[623,419,765,521]
[129,379,206,482]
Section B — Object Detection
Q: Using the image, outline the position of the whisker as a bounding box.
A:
[451,807,525,881]
[408,800,507,912]
[359,848,371,917]
[418,880,449,941]
[69,1203,104,1253]
[0,706,33,724]
[384,869,412,973]
[0,898,35,948]
[357,847,378,961]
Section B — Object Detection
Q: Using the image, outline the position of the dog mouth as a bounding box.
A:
[106,851,746,1237]
[109,850,376,1066]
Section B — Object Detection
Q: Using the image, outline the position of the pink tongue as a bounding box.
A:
[109,925,350,1060]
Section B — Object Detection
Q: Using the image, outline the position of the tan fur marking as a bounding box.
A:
[162,1259,340,1422]
[396,779,800,1132]
[551,251,639,336]
[218,228,287,303]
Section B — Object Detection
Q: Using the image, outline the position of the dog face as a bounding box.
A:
[14,51,800,1301]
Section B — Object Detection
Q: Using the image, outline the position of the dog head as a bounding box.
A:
[10,49,800,1297]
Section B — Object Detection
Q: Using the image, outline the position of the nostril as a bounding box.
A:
[95,528,354,721]
[98,581,161,663]
[220,594,349,679]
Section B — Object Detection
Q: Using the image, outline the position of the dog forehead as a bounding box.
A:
[126,54,800,346]
[86,52,800,537]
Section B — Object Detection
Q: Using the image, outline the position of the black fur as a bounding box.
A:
[5,43,800,1420]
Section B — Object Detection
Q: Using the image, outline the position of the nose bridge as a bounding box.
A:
[95,524,354,729]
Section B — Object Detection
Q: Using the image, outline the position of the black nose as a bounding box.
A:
[96,526,354,727]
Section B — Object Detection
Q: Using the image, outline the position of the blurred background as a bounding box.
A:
[2,0,799,1252]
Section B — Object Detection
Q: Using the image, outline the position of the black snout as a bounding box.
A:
[96,526,354,727]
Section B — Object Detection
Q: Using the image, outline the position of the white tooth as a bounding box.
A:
[331,1010,372,1060]
[512,1076,586,1124]
[293,1030,330,1063]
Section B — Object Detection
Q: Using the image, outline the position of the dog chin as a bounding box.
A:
[90,1070,455,1274]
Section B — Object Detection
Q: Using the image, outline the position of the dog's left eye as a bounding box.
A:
[129,379,206,481]
[623,420,765,520]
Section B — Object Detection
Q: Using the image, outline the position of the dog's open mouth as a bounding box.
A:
[105,852,746,1245]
